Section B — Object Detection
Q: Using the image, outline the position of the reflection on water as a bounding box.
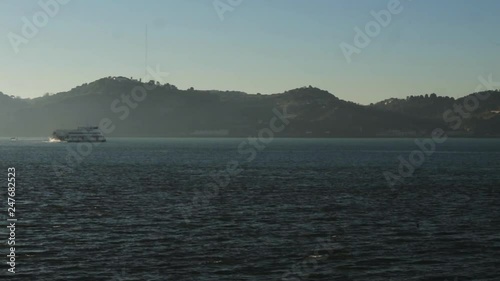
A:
[0,138,499,280]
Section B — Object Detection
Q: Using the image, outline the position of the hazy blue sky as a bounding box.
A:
[1,0,499,104]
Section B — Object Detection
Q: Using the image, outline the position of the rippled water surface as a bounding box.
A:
[0,138,499,280]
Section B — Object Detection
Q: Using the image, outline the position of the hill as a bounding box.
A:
[1,78,499,137]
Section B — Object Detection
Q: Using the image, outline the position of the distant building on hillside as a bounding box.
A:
[191,130,229,137]
[112,76,130,82]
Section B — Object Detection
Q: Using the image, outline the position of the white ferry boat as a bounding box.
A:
[52,126,106,142]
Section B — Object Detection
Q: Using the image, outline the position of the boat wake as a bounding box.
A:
[46,138,63,143]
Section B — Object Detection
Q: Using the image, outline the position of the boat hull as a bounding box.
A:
[66,139,107,143]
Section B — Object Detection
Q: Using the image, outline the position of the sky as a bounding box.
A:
[1,0,499,105]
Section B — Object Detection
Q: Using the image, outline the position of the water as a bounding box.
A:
[0,138,499,280]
